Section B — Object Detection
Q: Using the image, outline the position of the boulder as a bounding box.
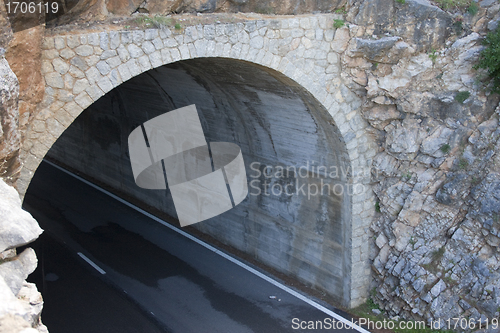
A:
[350,37,413,64]
[0,248,38,296]
[0,58,20,184]
[0,179,43,253]
[354,0,452,52]
[0,0,13,52]
[5,25,45,145]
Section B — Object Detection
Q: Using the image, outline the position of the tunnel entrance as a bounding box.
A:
[37,57,353,305]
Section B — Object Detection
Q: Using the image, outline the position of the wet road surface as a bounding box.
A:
[23,161,365,333]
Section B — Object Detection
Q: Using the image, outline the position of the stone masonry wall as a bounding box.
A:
[21,14,378,308]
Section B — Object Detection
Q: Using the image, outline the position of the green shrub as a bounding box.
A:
[395,0,406,4]
[455,91,470,103]
[428,48,438,63]
[175,23,182,30]
[474,26,500,94]
[458,157,469,169]
[367,297,381,310]
[401,171,412,181]
[333,19,345,29]
[135,15,172,28]
[468,2,479,15]
[440,144,451,154]
[334,7,347,14]
[431,247,445,261]
[375,201,381,212]
[434,0,469,9]
[453,16,464,34]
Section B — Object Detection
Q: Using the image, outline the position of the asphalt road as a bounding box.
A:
[23,161,365,333]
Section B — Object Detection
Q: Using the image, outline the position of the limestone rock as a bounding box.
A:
[0,278,24,317]
[0,179,43,252]
[106,0,146,15]
[0,58,20,184]
[354,0,452,51]
[0,314,31,333]
[0,0,13,52]
[0,278,46,331]
[435,173,469,206]
[350,37,412,64]
[353,0,396,34]
[385,119,425,160]
[430,279,447,297]
[420,126,454,157]
[362,104,402,130]
[16,282,45,330]
[106,0,347,15]
[5,25,45,145]
[0,248,38,296]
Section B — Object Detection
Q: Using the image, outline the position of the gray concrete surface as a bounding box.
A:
[46,58,352,304]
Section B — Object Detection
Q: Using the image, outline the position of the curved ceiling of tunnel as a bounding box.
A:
[47,57,352,300]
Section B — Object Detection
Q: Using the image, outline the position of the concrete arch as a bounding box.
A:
[20,15,376,307]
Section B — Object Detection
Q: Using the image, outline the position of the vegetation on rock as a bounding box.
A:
[475,27,500,94]
[333,19,345,29]
[455,91,470,103]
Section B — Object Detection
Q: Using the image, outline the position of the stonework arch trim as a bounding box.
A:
[21,21,377,306]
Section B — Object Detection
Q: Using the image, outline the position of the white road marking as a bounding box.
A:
[44,159,369,333]
[77,252,106,275]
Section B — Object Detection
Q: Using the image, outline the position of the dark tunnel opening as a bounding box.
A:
[26,57,353,307]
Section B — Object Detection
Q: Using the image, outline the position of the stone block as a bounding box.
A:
[117,44,130,62]
[88,33,100,46]
[176,44,188,59]
[66,35,80,48]
[45,72,64,88]
[60,48,75,60]
[63,101,83,118]
[99,32,109,50]
[170,49,181,62]
[137,55,151,72]
[142,41,155,55]
[149,51,162,68]
[106,56,122,69]
[96,61,111,75]
[100,50,117,60]
[85,85,104,101]
[127,44,144,58]
[117,63,132,82]
[75,45,93,57]
[109,31,120,49]
[54,37,65,50]
[152,37,163,50]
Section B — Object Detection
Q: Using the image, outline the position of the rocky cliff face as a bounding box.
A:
[0,55,21,186]
[47,0,347,24]
[341,0,500,324]
[0,179,46,332]
[1,18,47,330]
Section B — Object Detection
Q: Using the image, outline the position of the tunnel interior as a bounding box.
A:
[41,58,352,303]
